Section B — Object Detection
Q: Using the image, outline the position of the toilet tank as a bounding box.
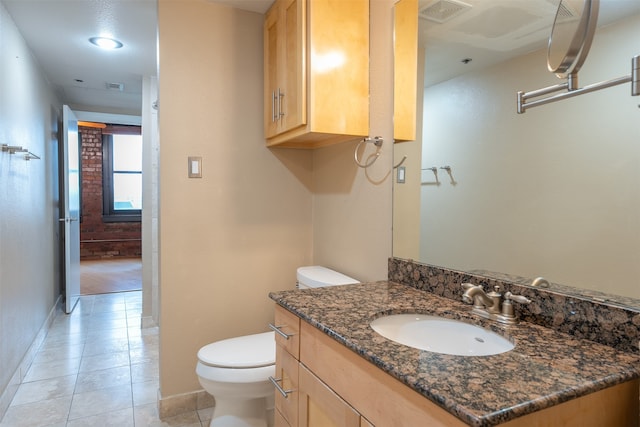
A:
[296,266,359,289]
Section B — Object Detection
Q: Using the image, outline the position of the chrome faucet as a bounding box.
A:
[461,283,531,325]
[462,283,501,314]
[530,277,550,288]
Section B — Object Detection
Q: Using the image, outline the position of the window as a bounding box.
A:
[103,132,142,222]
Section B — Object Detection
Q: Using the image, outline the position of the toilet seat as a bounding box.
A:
[198,331,275,368]
[196,363,275,384]
[297,266,359,289]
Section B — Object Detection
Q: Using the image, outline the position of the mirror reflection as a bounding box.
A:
[547,0,597,77]
[393,0,640,302]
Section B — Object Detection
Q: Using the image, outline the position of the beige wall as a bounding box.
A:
[312,0,394,283]
[158,0,395,398]
[0,1,61,415]
[416,14,640,299]
[158,0,314,396]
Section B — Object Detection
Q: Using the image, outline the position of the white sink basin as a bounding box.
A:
[370,314,514,356]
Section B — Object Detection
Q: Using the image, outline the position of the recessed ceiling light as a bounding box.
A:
[89,37,123,50]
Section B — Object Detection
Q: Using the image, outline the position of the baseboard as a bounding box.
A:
[0,295,62,420]
[141,315,157,329]
[158,389,214,419]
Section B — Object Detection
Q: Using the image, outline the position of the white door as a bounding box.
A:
[61,105,80,313]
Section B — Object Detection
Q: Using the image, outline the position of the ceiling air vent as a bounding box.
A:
[106,82,124,91]
[420,0,472,24]
[555,2,578,22]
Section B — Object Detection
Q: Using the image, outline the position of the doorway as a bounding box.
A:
[78,122,143,295]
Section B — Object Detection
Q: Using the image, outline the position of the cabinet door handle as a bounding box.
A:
[269,376,294,398]
[278,88,285,119]
[269,323,294,340]
[272,91,277,122]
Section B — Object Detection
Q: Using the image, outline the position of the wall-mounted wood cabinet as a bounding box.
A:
[264,0,369,149]
[393,0,418,143]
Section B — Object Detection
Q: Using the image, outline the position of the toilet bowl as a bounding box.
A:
[196,331,276,427]
[196,266,359,427]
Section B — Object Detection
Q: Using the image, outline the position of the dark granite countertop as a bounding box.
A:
[269,281,640,427]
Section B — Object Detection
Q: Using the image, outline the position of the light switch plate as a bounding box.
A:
[397,166,406,183]
[188,156,202,178]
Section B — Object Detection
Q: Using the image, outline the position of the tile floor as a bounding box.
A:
[0,291,212,427]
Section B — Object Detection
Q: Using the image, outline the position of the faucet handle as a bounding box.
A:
[501,292,531,320]
[504,292,531,305]
[461,283,480,290]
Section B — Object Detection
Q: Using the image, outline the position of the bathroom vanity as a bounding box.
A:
[269,281,640,427]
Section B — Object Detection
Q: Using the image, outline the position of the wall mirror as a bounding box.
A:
[547,0,599,78]
[393,0,640,305]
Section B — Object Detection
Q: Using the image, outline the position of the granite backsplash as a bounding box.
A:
[389,257,640,354]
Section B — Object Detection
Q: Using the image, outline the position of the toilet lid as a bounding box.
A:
[198,331,275,368]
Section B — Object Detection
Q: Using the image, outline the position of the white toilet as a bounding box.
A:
[196,266,359,427]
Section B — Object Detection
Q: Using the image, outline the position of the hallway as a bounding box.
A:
[0,292,210,427]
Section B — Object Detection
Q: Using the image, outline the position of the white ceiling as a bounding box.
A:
[3,0,636,116]
[421,0,640,87]
[207,0,273,14]
[2,0,158,117]
[1,0,273,119]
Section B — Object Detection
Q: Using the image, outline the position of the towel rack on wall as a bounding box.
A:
[421,165,456,185]
[1,144,41,161]
[354,136,384,168]
[421,166,439,185]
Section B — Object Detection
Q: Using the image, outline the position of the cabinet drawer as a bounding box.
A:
[273,343,299,427]
[273,305,300,358]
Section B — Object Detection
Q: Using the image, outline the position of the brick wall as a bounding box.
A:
[79,125,141,259]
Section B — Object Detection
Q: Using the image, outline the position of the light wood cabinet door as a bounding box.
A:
[280,0,305,134]
[298,364,360,427]
[275,405,292,427]
[393,0,418,143]
[360,418,374,427]
[264,0,305,138]
[274,344,299,427]
[264,0,369,148]
[264,4,281,138]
